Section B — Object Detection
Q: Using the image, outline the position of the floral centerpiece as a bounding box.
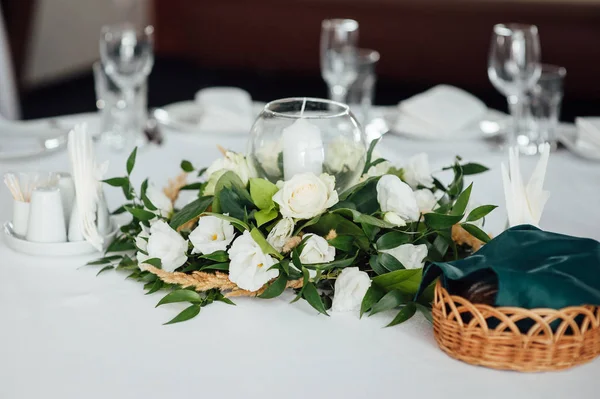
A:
[92,139,495,325]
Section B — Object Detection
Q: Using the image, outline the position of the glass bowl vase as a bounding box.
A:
[247,97,367,191]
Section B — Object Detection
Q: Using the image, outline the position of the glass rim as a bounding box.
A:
[321,19,359,32]
[101,23,154,38]
[493,23,538,36]
[262,97,351,119]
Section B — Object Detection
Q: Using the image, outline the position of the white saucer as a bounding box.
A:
[558,124,600,162]
[3,220,119,257]
[154,101,265,134]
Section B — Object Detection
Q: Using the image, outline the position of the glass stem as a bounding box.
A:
[507,94,524,147]
[329,85,348,104]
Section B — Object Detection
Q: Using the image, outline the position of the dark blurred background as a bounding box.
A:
[2,0,600,121]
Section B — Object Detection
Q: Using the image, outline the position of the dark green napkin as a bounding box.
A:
[418,225,600,309]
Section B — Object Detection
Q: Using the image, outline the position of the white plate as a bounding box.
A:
[384,107,508,141]
[3,220,119,257]
[154,101,266,134]
[558,124,600,161]
[0,121,69,161]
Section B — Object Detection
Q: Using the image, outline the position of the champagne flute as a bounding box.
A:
[488,23,541,153]
[320,19,359,104]
[100,23,154,150]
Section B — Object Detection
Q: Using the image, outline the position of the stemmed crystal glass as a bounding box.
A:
[320,19,359,104]
[488,23,541,153]
[99,23,154,149]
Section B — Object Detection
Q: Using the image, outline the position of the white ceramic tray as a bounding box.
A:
[3,220,119,256]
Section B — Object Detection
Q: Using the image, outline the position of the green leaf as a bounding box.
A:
[302,251,357,272]
[423,213,463,230]
[450,183,473,216]
[96,265,114,276]
[250,228,282,260]
[199,251,229,262]
[369,254,388,275]
[218,187,254,221]
[199,262,229,271]
[169,196,213,230]
[258,273,288,299]
[145,278,164,295]
[327,235,354,252]
[255,208,278,227]
[180,182,204,191]
[103,177,128,187]
[181,160,194,172]
[360,285,386,318]
[415,303,433,323]
[124,205,156,221]
[302,283,329,315]
[376,232,410,251]
[126,147,137,175]
[141,258,162,268]
[156,289,202,307]
[216,293,236,306]
[86,255,123,265]
[372,269,423,295]
[362,137,381,174]
[106,236,136,253]
[339,178,381,214]
[111,205,127,215]
[249,178,279,210]
[461,163,489,175]
[164,304,201,325]
[331,208,395,229]
[294,215,321,235]
[121,179,134,200]
[459,223,491,243]
[377,252,406,272]
[370,290,411,316]
[386,302,417,327]
[202,212,249,231]
[466,205,498,222]
[308,213,369,250]
[212,171,250,213]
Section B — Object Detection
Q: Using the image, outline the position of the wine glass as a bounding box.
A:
[320,19,359,104]
[99,23,154,149]
[488,23,541,153]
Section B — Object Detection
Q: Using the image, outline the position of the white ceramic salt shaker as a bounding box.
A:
[26,187,67,243]
[12,200,30,238]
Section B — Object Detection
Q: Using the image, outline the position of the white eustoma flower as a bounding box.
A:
[383,212,406,227]
[146,183,174,217]
[376,175,420,223]
[142,220,189,272]
[266,217,295,252]
[255,140,283,177]
[204,151,257,195]
[331,267,372,312]
[325,136,365,173]
[189,215,235,255]
[273,173,339,219]
[381,243,428,269]
[299,234,335,264]
[414,189,438,213]
[403,153,434,189]
[228,230,279,291]
[135,223,151,269]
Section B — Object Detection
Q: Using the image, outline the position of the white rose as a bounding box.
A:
[460,200,484,228]
[414,189,438,213]
[255,139,282,177]
[273,173,339,219]
[228,230,279,291]
[266,217,295,252]
[403,153,434,189]
[331,267,372,312]
[381,243,428,269]
[204,151,257,195]
[376,175,420,222]
[146,183,174,217]
[189,215,235,255]
[143,220,189,272]
[135,223,151,269]
[299,234,335,264]
[325,136,365,173]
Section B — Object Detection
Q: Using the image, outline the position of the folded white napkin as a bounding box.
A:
[575,117,600,149]
[501,143,551,228]
[395,85,487,139]
[194,87,254,134]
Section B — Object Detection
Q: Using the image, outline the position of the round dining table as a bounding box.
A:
[1,113,599,399]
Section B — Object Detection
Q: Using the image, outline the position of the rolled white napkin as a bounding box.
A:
[395,85,487,139]
[501,143,551,228]
[575,117,600,149]
[194,87,254,134]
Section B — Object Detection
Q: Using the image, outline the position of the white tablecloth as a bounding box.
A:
[0,114,599,399]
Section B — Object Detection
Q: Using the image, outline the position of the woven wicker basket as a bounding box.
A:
[432,280,600,372]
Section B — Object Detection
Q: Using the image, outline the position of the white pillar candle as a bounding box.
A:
[282,118,324,180]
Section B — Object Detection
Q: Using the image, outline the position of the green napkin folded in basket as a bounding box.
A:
[418,225,600,310]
